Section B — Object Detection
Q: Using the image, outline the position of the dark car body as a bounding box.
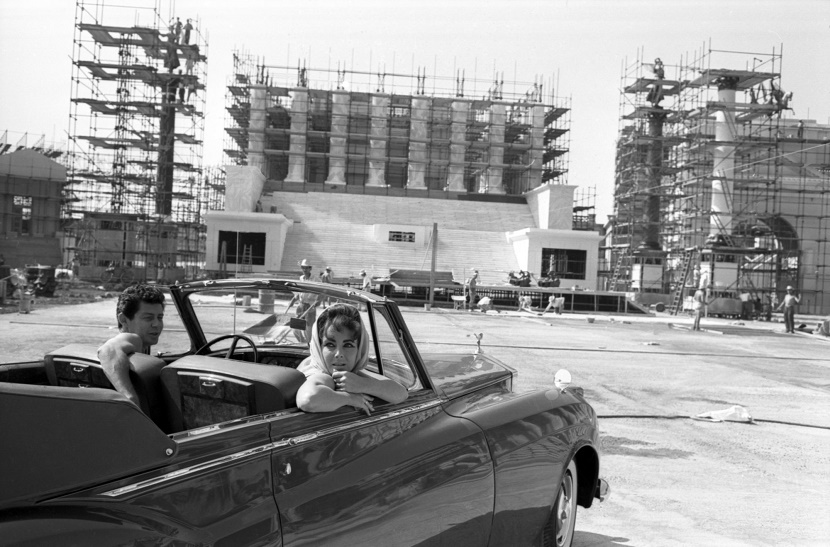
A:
[0,279,608,546]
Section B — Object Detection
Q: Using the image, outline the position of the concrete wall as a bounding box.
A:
[507,228,601,289]
[204,210,292,273]
[0,150,65,266]
[525,183,575,230]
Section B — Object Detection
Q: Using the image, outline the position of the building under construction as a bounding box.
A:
[65,0,210,282]
[609,44,830,315]
[209,52,605,294]
[223,53,571,196]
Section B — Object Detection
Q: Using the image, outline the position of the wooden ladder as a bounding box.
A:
[609,247,631,291]
[669,248,699,315]
[240,245,253,273]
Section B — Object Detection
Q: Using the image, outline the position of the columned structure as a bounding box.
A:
[368,94,389,186]
[711,78,738,236]
[248,85,267,175]
[407,97,431,189]
[285,89,308,183]
[327,90,349,184]
[483,103,506,194]
[447,99,470,191]
[224,57,570,196]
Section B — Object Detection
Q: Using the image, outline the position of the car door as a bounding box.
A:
[269,306,496,547]
[91,419,284,545]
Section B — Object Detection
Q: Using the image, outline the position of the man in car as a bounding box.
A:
[98,284,166,407]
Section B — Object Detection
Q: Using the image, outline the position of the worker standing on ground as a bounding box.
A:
[777,286,801,334]
[692,286,705,331]
[360,269,372,292]
[286,259,320,343]
[466,269,479,310]
[320,266,334,308]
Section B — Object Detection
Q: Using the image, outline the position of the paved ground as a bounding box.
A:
[1,299,828,546]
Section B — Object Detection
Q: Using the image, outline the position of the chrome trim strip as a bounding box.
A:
[283,400,443,445]
[99,399,443,498]
[100,440,289,497]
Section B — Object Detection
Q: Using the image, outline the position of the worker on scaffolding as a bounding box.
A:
[182,18,193,45]
[646,58,665,106]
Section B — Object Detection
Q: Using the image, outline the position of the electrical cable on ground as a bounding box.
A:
[596,414,830,430]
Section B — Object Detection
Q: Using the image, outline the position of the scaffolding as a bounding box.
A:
[612,42,830,314]
[66,0,208,280]
[223,52,571,197]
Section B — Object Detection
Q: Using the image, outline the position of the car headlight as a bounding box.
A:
[554,369,571,389]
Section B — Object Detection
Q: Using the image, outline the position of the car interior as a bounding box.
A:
[34,288,418,435]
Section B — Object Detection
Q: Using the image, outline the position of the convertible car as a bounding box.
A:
[0,279,608,546]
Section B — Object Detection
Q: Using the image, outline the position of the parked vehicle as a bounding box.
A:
[24,264,57,297]
[0,279,608,546]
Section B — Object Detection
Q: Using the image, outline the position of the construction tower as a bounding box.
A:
[66,0,208,282]
[611,43,830,315]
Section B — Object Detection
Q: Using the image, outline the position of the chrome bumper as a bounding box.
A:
[595,478,610,502]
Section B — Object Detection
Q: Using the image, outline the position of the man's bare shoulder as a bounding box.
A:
[98,332,143,355]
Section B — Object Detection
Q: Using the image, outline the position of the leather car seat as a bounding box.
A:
[44,344,170,432]
[160,355,306,433]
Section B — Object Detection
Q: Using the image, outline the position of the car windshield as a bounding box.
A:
[182,284,420,389]
[151,287,191,356]
[186,286,322,348]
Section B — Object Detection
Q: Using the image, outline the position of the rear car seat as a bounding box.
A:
[160,356,306,433]
[44,344,170,432]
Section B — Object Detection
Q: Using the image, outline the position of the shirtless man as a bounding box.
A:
[98,285,166,407]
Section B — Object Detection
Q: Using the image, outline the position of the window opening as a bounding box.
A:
[542,248,587,279]
[388,231,416,243]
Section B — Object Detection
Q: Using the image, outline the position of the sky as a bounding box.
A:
[1,0,828,223]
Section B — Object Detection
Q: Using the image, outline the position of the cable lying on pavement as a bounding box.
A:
[597,414,830,430]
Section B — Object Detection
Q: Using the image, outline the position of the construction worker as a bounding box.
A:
[777,286,800,334]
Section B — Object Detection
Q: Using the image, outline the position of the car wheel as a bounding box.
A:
[538,459,578,547]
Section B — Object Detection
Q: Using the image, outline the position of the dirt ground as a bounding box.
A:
[0,280,120,315]
[1,298,828,546]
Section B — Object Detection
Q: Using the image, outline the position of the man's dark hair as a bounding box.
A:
[116,284,166,328]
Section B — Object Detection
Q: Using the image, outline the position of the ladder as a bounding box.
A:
[708,206,736,247]
[669,247,699,315]
[240,245,253,273]
[609,247,632,291]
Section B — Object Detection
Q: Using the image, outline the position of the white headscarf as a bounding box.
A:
[297,304,370,377]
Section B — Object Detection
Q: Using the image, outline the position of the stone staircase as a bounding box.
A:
[272,192,532,285]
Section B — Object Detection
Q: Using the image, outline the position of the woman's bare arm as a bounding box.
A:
[333,369,408,404]
[296,373,375,414]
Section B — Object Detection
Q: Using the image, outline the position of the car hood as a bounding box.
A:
[419,352,514,400]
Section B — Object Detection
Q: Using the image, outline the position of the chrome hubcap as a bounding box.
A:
[555,471,573,546]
